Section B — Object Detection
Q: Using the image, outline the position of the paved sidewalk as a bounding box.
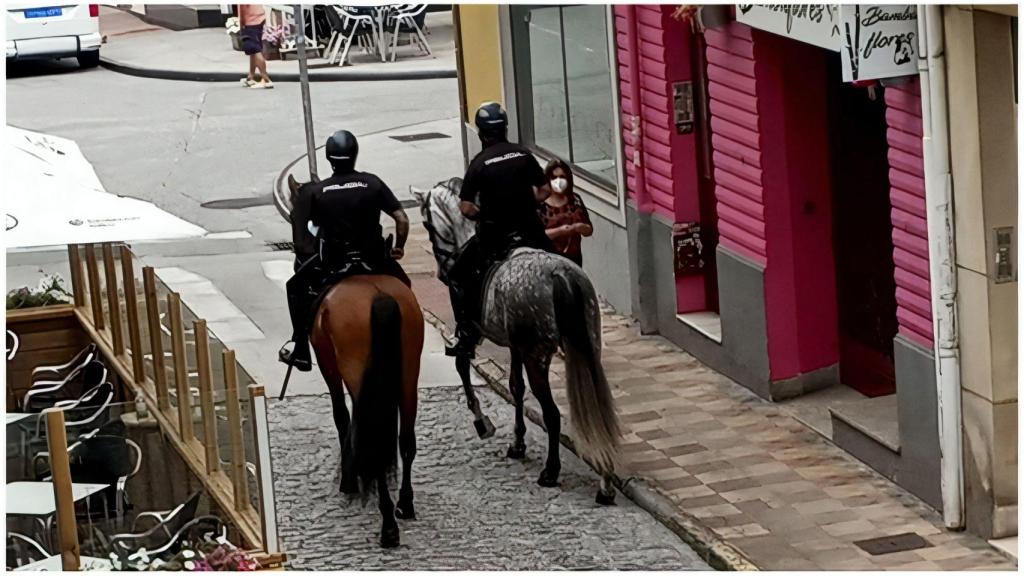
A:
[98,6,456,81]
[394,232,1015,571]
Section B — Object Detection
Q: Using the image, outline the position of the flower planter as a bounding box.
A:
[263,44,281,61]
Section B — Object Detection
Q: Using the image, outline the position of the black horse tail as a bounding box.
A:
[552,272,620,475]
[352,294,403,498]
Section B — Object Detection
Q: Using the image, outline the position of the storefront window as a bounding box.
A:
[510,5,619,188]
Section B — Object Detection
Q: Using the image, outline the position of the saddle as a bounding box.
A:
[307,235,396,319]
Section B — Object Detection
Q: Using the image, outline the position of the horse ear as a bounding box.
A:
[410,186,424,203]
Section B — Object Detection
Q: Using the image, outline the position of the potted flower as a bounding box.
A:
[108,541,261,571]
[6,273,72,310]
[261,23,290,61]
[225,17,242,51]
[672,4,734,32]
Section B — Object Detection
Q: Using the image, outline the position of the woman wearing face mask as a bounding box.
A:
[539,158,593,267]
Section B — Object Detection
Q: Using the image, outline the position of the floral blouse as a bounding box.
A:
[538,194,591,266]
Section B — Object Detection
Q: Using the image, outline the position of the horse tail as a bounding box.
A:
[552,272,620,474]
[352,294,403,498]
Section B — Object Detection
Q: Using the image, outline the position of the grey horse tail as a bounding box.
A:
[552,272,620,474]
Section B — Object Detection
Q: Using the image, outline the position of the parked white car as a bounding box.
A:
[6,2,102,68]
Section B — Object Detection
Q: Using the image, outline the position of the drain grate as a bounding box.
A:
[854,533,932,556]
[202,195,273,210]
[388,132,451,143]
[266,241,295,252]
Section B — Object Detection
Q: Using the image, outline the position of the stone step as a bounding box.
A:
[829,394,900,479]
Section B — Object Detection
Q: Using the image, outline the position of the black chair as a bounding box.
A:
[30,343,97,383]
[386,4,431,62]
[324,6,381,66]
[108,493,223,565]
[23,358,107,413]
[34,426,142,530]
[6,532,48,569]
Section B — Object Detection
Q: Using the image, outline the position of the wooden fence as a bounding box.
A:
[60,242,281,560]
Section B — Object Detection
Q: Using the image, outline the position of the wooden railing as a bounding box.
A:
[64,243,281,559]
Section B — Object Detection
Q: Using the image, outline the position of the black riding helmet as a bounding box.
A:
[325,130,358,173]
[474,102,508,140]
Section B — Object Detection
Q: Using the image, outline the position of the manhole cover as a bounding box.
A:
[388,132,451,143]
[201,196,273,210]
[854,533,932,556]
[266,241,295,252]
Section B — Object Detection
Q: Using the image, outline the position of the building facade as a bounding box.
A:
[452,3,1017,542]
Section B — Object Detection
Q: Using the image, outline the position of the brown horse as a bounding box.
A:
[310,275,424,548]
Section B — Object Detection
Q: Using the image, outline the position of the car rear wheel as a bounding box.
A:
[78,50,100,68]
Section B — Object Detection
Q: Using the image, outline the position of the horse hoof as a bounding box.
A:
[537,469,560,487]
[596,490,617,506]
[395,502,416,520]
[380,526,400,549]
[475,416,496,439]
[506,444,526,460]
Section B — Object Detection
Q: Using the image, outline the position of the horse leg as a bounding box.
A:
[597,474,617,506]
[330,388,358,495]
[456,354,495,439]
[313,332,358,494]
[377,470,400,548]
[395,395,417,520]
[524,353,560,487]
[506,350,527,459]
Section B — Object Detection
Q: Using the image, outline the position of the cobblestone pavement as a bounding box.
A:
[268,387,711,570]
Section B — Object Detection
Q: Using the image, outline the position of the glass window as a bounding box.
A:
[511,5,619,188]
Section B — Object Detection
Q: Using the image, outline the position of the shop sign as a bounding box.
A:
[736,4,841,52]
[840,5,918,81]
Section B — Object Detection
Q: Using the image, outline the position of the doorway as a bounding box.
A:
[827,56,899,397]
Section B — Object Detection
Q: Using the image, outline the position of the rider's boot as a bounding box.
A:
[445,322,480,358]
[281,268,315,372]
[278,339,313,372]
[445,279,481,358]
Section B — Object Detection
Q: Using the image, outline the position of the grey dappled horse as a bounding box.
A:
[412,178,621,504]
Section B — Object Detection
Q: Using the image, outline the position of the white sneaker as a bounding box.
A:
[240,77,256,87]
[249,80,274,89]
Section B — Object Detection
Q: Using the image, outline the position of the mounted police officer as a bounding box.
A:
[280,130,411,371]
[445,102,554,358]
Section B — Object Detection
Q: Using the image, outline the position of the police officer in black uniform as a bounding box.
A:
[445,102,554,358]
[280,130,412,371]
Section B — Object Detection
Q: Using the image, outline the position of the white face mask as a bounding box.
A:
[551,177,568,193]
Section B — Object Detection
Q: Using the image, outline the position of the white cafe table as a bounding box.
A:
[14,554,113,571]
[6,481,108,517]
[6,413,33,426]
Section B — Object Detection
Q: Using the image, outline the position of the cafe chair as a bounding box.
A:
[387,4,431,62]
[7,329,19,361]
[108,493,225,564]
[6,532,48,569]
[35,430,143,529]
[31,343,97,382]
[325,6,380,66]
[23,359,107,412]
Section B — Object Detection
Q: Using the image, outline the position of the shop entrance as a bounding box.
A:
[826,56,899,397]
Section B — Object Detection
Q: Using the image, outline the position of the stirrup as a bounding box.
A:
[278,342,312,372]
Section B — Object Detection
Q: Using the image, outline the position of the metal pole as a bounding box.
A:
[295,4,317,179]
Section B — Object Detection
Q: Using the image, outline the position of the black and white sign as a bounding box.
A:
[840,5,918,81]
[736,4,841,52]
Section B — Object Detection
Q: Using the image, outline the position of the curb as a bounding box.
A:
[100,56,457,83]
[421,310,759,572]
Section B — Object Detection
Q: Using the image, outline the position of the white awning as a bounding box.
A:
[5,126,207,250]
